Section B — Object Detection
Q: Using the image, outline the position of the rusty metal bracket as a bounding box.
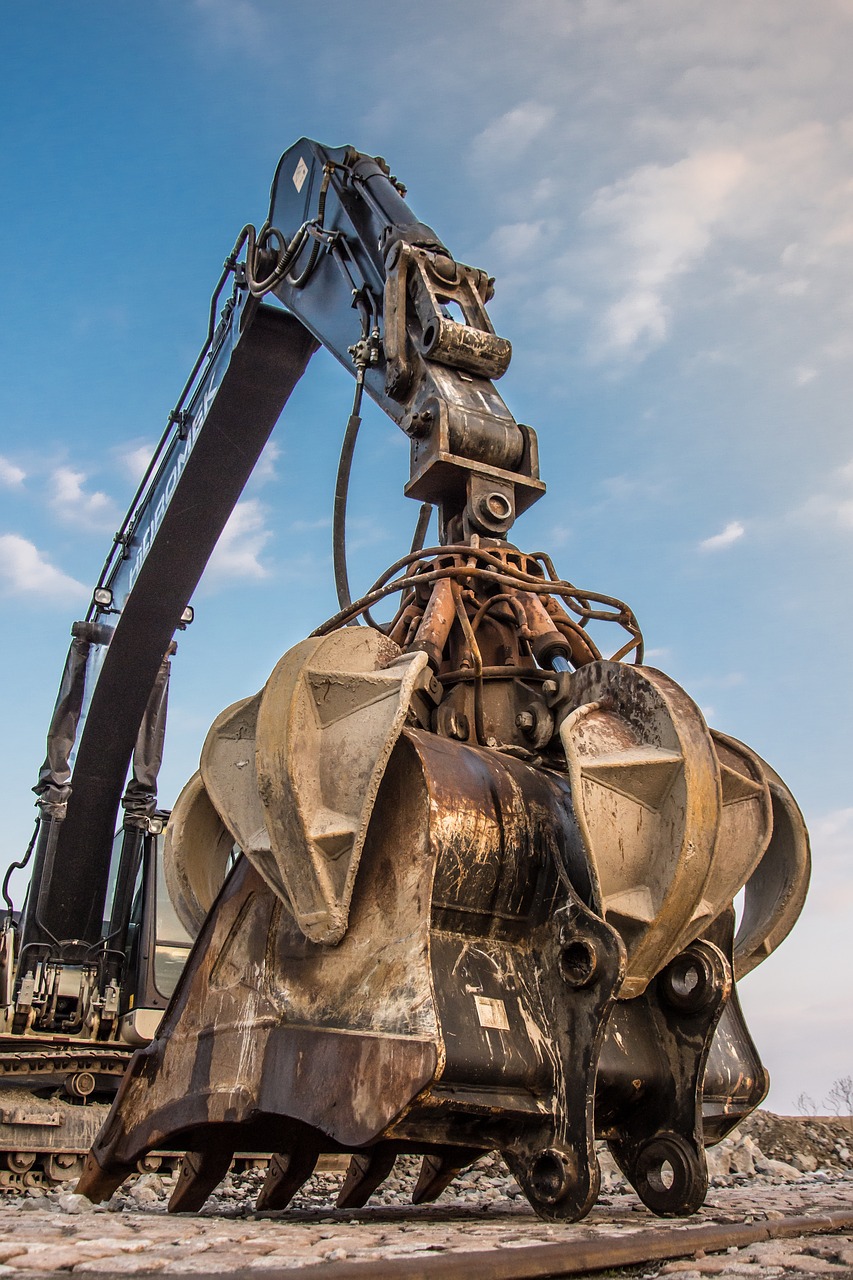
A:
[383,243,510,393]
[497,893,626,1221]
[600,936,731,1216]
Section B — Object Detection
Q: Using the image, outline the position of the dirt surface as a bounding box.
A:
[0,1113,849,1277]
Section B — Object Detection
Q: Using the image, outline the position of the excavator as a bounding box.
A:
[0,139,810,1220]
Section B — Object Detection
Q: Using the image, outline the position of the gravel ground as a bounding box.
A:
[0,1114,850,1277]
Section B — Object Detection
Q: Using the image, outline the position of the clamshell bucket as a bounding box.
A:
[77,631,807,1221]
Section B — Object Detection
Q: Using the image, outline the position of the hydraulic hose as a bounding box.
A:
[2,817,40,922]
[332,378,365,612]
[244,163,332,296]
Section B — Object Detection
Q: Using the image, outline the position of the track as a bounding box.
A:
[286,1210,853,1279]
[0,1152,274,1194]
[0,1039,281,1191]
[1,1116,851,1276]
[0,1042,126,1190]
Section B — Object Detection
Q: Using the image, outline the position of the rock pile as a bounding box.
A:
[703,1111,853,1187]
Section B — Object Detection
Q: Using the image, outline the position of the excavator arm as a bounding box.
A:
[19,138,544,962]
[258,140,543,539]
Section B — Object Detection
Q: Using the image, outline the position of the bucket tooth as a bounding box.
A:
[168,1148,234,1213]
[336,1147,397,1209]
[412,1147,482,1205]
[75,1151,135,1204]
[256,1148,319,1212]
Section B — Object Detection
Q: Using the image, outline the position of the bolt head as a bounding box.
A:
[477,491,513,523]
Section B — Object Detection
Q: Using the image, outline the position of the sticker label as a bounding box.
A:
[293,157,308,193]
[474,995,510,1031]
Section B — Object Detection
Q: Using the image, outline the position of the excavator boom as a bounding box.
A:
[22,300,316,954]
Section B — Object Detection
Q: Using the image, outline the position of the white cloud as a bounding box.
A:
[689,670,746,691]
[793,365,818,386]
[0,456,25,487]
[699,520,745,551]
[50,467,121,532]
[740,797,853,1110]
[584,149,749,358]
[423,2,853,383]
[546,523,572,549]
[488,220,551,264]
[0,534,86,603]
[251,440,282,486]
[290,517,331,533]
[778,279,810,298]
[346,515,393,554]
[470,102,556,169]
[206,499,272,582]
[178,1,853,388]
[113,437,280,502]
[526,283,583,323]
[715,671,745,689]
[600,473,665,502]
[192,0,271,60]
[116,443,153,487]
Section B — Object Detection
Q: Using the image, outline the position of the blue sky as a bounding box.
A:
[1,1,851,1113]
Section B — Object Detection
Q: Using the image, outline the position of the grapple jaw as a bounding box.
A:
[78,553,809,1221]
[80,727,625,1220]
